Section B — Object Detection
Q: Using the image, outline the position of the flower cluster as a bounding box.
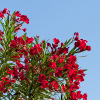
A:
[74,32,91,51]
[15,11,29,24]
[0,8,8,18]
[0,8,91,100]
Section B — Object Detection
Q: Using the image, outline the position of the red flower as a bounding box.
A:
[63,47,68,54]
[7,69,14,76]
[86,46,91,51]
[29,47,37,55]
[55,68,63,77]
[57,47,64,55]
[3,89,7,93]
[52,43,58,48]
[26,37,34,44]
[61,42,64,47]
[78,69,84,74]
[41,80,49,89]
[35,44,42,52]
[78,75,84,82]
[11,78,15,83]
[63,64,71,69]
[58,56,64,63]
[67,54,77,64]
[24,57,29,63]
[38,74,46,83]
[0,11,4,18]
[62,85,65,92]
[2,8,8,14]
[16,60,23,69]
[82,93,87,100]
[29,44,42,55]
[15,11,21,17]
[52,55,58,61]
[20,49,28,56]
[53,38,60,44]
[68,69,77,81]
[0,81,5,91]
[18,37,25,45]
[77,91,82,99]
[19,71,26,81]
[13,67,18,79]
[70,92,77,100]
[20,15,29,24]
[14,36,18,41]
[50,81,59,90]
[10,40,17,48]
[25,64,29,70]
[74,39,88,51]
[74,32,80,36]
[47,42,51,47]
[75,36,79,41]
[73,32,80,41]
[22,28,27,32]
[48,62,56,69]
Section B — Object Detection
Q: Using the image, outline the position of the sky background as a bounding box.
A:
[0,0,100,100]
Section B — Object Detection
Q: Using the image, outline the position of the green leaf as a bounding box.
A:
[67,47,76,57]
[63,38,72,48]
[42,40,46,50]
[43,54,46,63]
[5,14,10,29]
[11,33,17,40]
[77,55,87,58]
[83,69,88,72]
[0,19,6,32]
[24,32,27,40]
[34,36,38,44]
[30,43,33,48]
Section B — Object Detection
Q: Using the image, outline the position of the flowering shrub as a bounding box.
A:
[0,8,91,100]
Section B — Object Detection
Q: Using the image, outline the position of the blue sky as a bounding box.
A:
[0,0,100,100]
